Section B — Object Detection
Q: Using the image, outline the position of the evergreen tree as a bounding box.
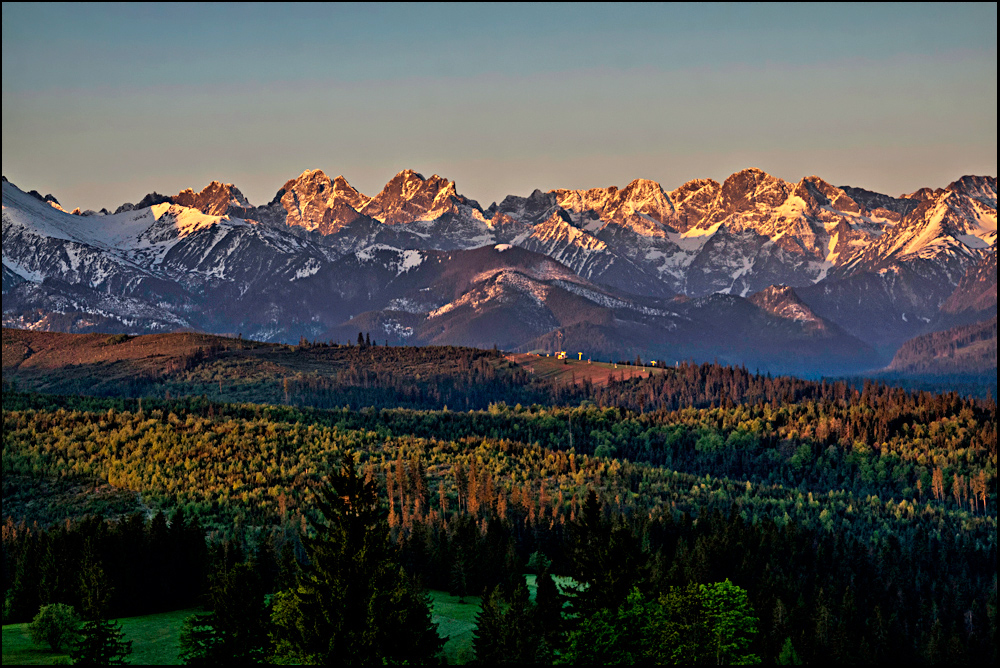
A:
[70,548,133,666]
[179,561,271,664]
[534,569,564,648]
[71,619,132,666]
[472,582,545,664]
[449,555,469,603]
[270,461,443,664]
[567,490,644,618]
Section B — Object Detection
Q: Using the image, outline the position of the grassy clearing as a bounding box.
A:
[508,353,667,387]
[1,579,573,665]
[116,609,195,666]
[428,575,579,664]
[427,589,482,665]
[525,573,578,601]
[1,608,198,666]
[0,621,70,665]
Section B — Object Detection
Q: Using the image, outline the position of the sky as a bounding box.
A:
[2,2,996,212]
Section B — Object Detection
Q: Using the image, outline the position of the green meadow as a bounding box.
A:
[2,586,570,665]
[2,608,195,666]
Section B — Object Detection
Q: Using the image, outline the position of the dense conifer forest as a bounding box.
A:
[2,338,996,664]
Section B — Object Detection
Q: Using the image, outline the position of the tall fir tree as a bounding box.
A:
[70,550,132,666]
[179,561,271,664]
[270,460,443,664]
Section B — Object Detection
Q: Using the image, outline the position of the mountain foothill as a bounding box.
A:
[2,166,996,378]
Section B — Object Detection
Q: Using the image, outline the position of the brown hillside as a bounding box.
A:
[1,327,528,409]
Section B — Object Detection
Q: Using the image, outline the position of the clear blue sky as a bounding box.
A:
[2,2,996,211]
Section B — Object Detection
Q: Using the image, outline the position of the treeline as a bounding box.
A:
[8,333,996,416]
[2,511,207,622]
[4,341,554,411]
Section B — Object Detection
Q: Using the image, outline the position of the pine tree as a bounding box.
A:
[71,619,132,666]
[534,569,564,647]
[270,461,443,664]
[179,561,271,664]
[70,553,132,666]
[567,489,643,618]
[472,582,545,664]
[449,555,468,603]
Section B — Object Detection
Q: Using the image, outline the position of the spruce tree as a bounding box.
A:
[179,561,271,664]
[270,461,443,664]
[71,619,132,666]
[70,552,132,666]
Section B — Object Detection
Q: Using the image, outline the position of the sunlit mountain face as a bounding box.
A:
[2,169,995,376]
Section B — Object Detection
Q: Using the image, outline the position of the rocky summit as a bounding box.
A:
[2,168,995,377]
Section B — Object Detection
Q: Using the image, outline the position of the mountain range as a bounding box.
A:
[2,167,995,377]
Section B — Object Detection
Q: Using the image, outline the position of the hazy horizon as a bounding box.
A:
[3,2,996,211]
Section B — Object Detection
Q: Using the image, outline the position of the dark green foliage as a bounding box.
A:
[2,512,207,623]
[178,561,271,664]
[561,591,651,664]
[70,618,132,665]
[777,637,802,664]
[449,554,468,602]
[562,583,759,665]
[534,570,564,647]
[269,464,443,664]
[567,490,644,618]
[473,582,548,664]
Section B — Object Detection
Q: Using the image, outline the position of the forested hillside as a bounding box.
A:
[887,316,997,375]
[3,371,996,663]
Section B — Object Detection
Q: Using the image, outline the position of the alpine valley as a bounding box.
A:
[2,168,996,377]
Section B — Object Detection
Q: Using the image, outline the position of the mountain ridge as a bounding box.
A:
[4,167,995,377]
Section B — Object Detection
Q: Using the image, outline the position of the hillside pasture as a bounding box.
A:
[507,352,668,387]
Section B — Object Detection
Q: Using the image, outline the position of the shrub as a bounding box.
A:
[29,603,81,653]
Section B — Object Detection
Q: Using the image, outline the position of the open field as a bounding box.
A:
[1,608,196,666]
[0,582,569,665]
[428,589,483,665]
[506,352,668,387]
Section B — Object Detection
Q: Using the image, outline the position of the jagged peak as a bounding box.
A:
[715,168,790,213]
[623,177,664,191]
[670,177,721,201]
[296,168,332,183]
[795,176,837,204]
[359,170,467,224]
[398,168,425,181]
[331,174,359,190]
[904,186,940,201]
[723,167,782,189]
[171,180,251,215]
[620,178,670,202]
[946,175,997,202]
[274,169,333,199]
